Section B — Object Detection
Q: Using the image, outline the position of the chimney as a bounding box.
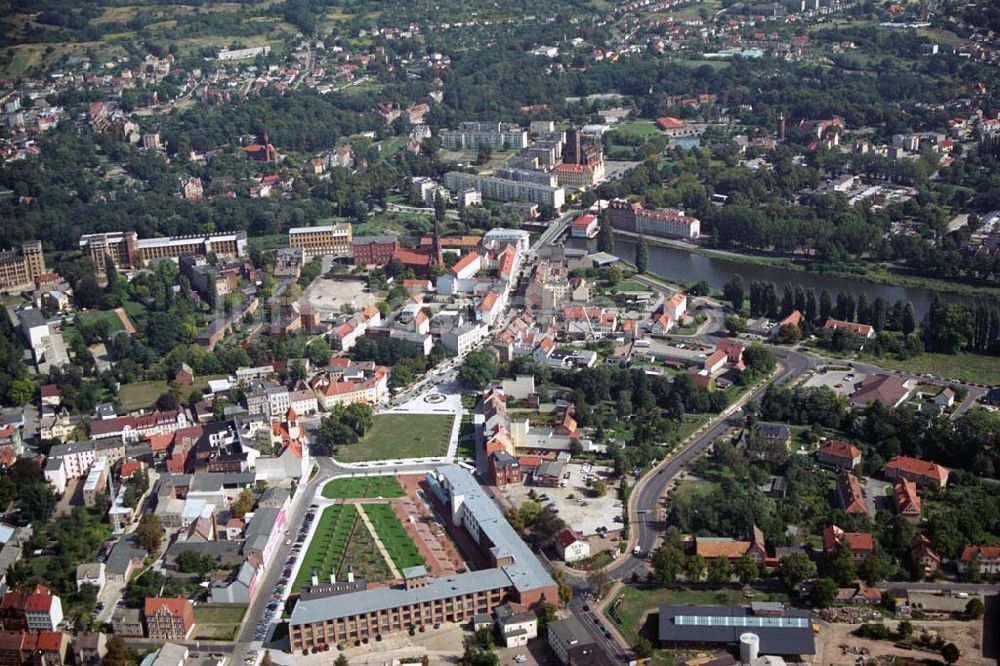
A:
[347,564,355,583]
[311,570,318,587]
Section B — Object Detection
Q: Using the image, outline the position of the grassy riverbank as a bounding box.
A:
[615,231,1000,299]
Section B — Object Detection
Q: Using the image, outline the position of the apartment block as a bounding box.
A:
[440,122,528,151]
[79,231,247,271]
[288,223,353,259]
[444,172,565,209]
[0,241,45,291]
[606,198,700,240]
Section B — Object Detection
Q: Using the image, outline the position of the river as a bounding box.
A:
[574,236,981,321]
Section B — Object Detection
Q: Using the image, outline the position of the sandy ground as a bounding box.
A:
[302,277,375,320]
[815,619,989,665]
[500,463,622,536]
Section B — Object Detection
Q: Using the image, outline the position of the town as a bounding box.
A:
[0,0,998,665]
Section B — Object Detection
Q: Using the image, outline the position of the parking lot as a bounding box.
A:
[803,368,864,397]
[302,277,375,320]
[500,463,623,537]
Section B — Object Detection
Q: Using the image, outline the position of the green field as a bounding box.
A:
[614,120,661,138]
[117,374,228,412]
[193,605,247,624]
[859,351,1000,387]
[362,503,425,571]
[334,413,454,463]
[321,476,405,500]
[78,308,127,334]
[293,504,357,591]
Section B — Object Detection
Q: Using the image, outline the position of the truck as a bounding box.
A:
[633,545,642,555]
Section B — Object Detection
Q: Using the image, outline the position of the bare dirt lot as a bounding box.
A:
[815,619,989,665]
[500,463,623,536]
[302,277,375,320]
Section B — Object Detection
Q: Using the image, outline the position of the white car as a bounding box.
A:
[284,539,291,545]
[514,657,527,664]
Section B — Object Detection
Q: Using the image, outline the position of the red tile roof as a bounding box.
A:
[818,440,862,461]
[656,116,686,130]
[959,545,1000,563]
[144,597,192,618]
[555,528,585,548]
[884,456,948,483]
[894,480,921,515]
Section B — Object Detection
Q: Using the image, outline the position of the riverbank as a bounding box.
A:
[613,230,1000,299]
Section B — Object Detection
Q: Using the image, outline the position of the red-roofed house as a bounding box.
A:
[569,215,599,239]
[664,292,687,320]
[89,410,189,442]
[143,597,194,640]
[703,350,727,373]
[816,441,862,470]
[835,472,868,515]
[835,581,882,605]
[823,319,875,339]
[893,480,921,522]
[650,312,674,336]
[883,456,948,488]
[909,534,941,576]
[778,310,803,331]
[0,585,63,632]
[554,529,590,563]
[823,525,874,563]
[958,545,1000,576]
[657,116,686,132]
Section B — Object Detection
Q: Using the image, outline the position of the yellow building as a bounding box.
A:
[288,223,353,259]
[0,241,45,291]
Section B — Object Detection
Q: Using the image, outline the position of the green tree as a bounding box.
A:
[809,577,837,608]
[458,350,499,389]
[592,480,608,497]
[231,489,254,519]
[105,635,136,666]
[334,655,349,666]
[684,554,706,581]
[176,549,217,575]
[635,235,648,274]
[723,275,745,312]
[476,143,492,165]
[135,514,163,553]
[725,315,746,335]
[941,643,960,664]
[897,620,913,638]
[965,597,985,618]
[597,217,615,253]
[6,378,35,405]
[633,637,654,659]
[653,546,685,584]
[707,556,732,583]
[735,556,759,584]
[779,552,816,589]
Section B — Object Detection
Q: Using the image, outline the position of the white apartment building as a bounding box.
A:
[440,122,528,150]
[444,172,565,209]
[442,323,488,355]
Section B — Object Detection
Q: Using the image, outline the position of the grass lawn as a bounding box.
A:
[614,120,661,138]
[118,374,228,411]
[676,414,709,442]
[334,414,454,463]
[859,351,1000,387]
[341,509,394,582]
[193,605,246,624]
[614,280,652,292]
[248,234,287,254]
[321,476,405,500]
[78,309,126,334]
[293,504,357,591]
[362,503,425,571]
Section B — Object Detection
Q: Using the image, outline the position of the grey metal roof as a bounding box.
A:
[549,616,593,648]
[402,565,428,579]
[289,569,512,625]
[435,464,556,594]
[658,605,816,656]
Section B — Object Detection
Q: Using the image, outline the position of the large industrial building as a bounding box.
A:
[287,465,557,650]
[606,198,700,240]
[0,241,45,291]
[444,172,565,209]
[79,231,247,270]
[658,603,815,659]
[288,223,353,259]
